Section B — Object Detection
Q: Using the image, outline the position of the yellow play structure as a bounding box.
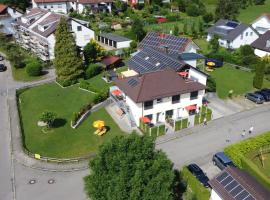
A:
[93,120,107,136]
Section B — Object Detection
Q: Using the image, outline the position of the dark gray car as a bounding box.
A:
[212,152,235,170]
[245,93,265,104]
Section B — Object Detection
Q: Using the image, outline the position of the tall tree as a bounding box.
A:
[215,0,239,20]
[83,39,104,65]
[209,34,220,53]
[54,17,83,84]
[84,134,179,200]
[131,18,146,41]
[253,60,266,89]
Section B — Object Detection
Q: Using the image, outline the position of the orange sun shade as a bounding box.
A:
[177,72,189,76]
[140,116,151,123]
[112,89,122,96]
[185,105,197,111]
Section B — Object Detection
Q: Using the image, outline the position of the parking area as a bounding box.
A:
[200,161,221,180]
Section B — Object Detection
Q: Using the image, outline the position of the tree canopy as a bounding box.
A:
[0,0,29,11]
[84,134,178,200]
[83,39,104,65]
[131,18,146,41]
[54,17,83,84]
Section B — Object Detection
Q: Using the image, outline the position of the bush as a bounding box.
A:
[186,4,200,17]
[79,79,99,93]
[85,64,103,79]
[206,76,216,92]
[93,92,108,104]
[40,111,57,128]
[26,59,42,76]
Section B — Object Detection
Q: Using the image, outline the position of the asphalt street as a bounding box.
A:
[1,55,270,200]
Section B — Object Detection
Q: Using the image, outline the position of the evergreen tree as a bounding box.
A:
[54,17,83,84]
[131,18,146,41]
[253,60,266,89]
[215,0,239,20]
[198,19,204,35]
[191,22,197,38]
[173,25,179,36]
[183,21,188,35]
[209,34,220,53]
[84,134,178,200]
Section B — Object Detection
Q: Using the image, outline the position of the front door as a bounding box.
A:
[156,112,161,123]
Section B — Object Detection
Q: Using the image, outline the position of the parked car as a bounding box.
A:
[245,93,265,104]
[212,152,235,170]
[255,90,270,101]
[261,88,270,95]
[0,64,7,72]
[0,55,4,61]
[187,163,210,188]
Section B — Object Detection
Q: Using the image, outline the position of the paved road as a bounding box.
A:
[156,104,270,168]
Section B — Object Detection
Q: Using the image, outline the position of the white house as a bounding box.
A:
[97,32,132,49]
[13,8,95,61]
[32,0,112,14]
[207,19,259,49]
[252,13,270,35]
[113,69,206,127]
[209,167,269,200]
[251,30,270,57]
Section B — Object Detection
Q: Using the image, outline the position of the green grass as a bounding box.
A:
[210,64,270,98]
[11,66,44,82]
[18,83,125,158]
[237,0,270,23]
[252,153,270,178]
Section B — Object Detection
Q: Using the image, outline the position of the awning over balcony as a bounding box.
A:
[140,116,151,123]
[111,89,122,96]
[185,105,197,111]
[177,71,189,77]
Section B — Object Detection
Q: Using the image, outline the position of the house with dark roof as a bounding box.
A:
[252,13,270,35]
[209,167,270,200]
[112,69,206,127]
[13,8,94,61]
[31,0,112,14]
[207,19,259,49]
[97,32,132,49]
[251,30,270,58]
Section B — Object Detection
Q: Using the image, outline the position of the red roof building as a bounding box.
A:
[0,4,7,14]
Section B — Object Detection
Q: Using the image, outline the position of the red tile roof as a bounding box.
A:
[0,4,7,14]
[101,56,121,66]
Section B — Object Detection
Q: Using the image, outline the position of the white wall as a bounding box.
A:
[210,190,223,200]
[254,48,270,58]
[7,7,23,18]
[231,27,259,49]
[183,42,199,67]
[33,2,68,14]
[252,16,270,34]
[71,19,95,47]
[189,68,207,85]
[127,90,204,126]
[77,3,112,14]
[47,34,55,60]
[117,40,132,49]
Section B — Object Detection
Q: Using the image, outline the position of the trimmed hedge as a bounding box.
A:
[181,167,210,200]
[224,131,270,190]
[182,118,188,129]
[26,60,42,76]
[175,120,182,131]
[79,79,99,93]
[139,121,166,138]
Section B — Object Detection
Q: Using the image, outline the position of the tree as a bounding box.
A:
[1,0,29,10]
[183,21,188,35]
[131,18,146,41]
[186,3,200,17]
[54,17,83,84]
[202,12,213,24]
[129,40,137,50]
[83,39,104,65]
[209,34,220,53]
[173,25,179,36]
[40,111,57,128]
[191,22,197,38]
[253,60,266,89]
[26,58,42,76]
[206,76,216,92]
[198,20,204,35]
[84,134,178,200]
[215,0,239,20]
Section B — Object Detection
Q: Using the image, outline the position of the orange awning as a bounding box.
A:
[185,105,197,111]
[112,89,122,96]
[140,116,151,123]
[177,71,189,76]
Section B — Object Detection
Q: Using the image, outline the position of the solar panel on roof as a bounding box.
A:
[225,180,238,192]
[230,185,244,197]
[235,190,249,200]
[245,196,255,200]
[226,21,239,28]
[221,176,233,186]
[128,78,139,87]
[216,172,229,182]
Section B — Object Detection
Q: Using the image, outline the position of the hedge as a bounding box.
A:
[175,120,182,131]
[181,167,210,200]
[139,121,165,138]
[182,118,188,129]
[79,79,99,93]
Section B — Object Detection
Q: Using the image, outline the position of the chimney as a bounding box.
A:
[164,45,169,54]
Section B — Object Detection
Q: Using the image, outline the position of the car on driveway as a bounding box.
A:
[0,64,7,72]
[0,55,4,61]
[212,152,235,170]
[187,163,210,188]
[255,90,270,101]
[245,93,265,104]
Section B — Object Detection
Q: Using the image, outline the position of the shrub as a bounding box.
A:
[186,4,200,17]
[206,76,216,92]
[79,79,100,93]
[85,64,103,79]
[93,92,108,104]
[26,59,42,76]
[39,111,57,128]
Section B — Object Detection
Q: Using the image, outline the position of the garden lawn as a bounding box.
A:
[210,64,270,99]
[237,0,270,23]
[252,152,270,178]
[11,66,44,82]
[19,83,125,158]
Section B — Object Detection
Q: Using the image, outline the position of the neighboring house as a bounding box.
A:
[207,19,259,49]
[209,167,270,200]
[97,32,132,49]
[127,32,207,85]
[125,0,170,6]
[251,30,270,57]
[0,4,23,36]
[252,13,270,35]
[112,69,206,127]
[32,0,112,14]
[13,8,94,61]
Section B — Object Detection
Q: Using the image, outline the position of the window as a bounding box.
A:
[44,5,47,8]
[58,4,62,8]
[51,5,53,8]
[240,34,243,40]
[250,32,253,36]
[77,26,82,31]
[245,32,248,36]
[144,101,153,110]
[190,91,198,100]
[156,98,163,103]
[172,95,180,104]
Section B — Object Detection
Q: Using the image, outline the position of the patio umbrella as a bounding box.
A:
[93,120,105,129]
[206,61,215,67]
[112,89,122,96]
[140,117,151,123]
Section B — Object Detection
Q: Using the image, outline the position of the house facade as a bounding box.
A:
[251,30,270,57]
[252,13,270,35]
[97,32,132,49]
[113,70,206,127]
[13,8,94,61]
[32,0,112,14]
[207,19,259,49]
